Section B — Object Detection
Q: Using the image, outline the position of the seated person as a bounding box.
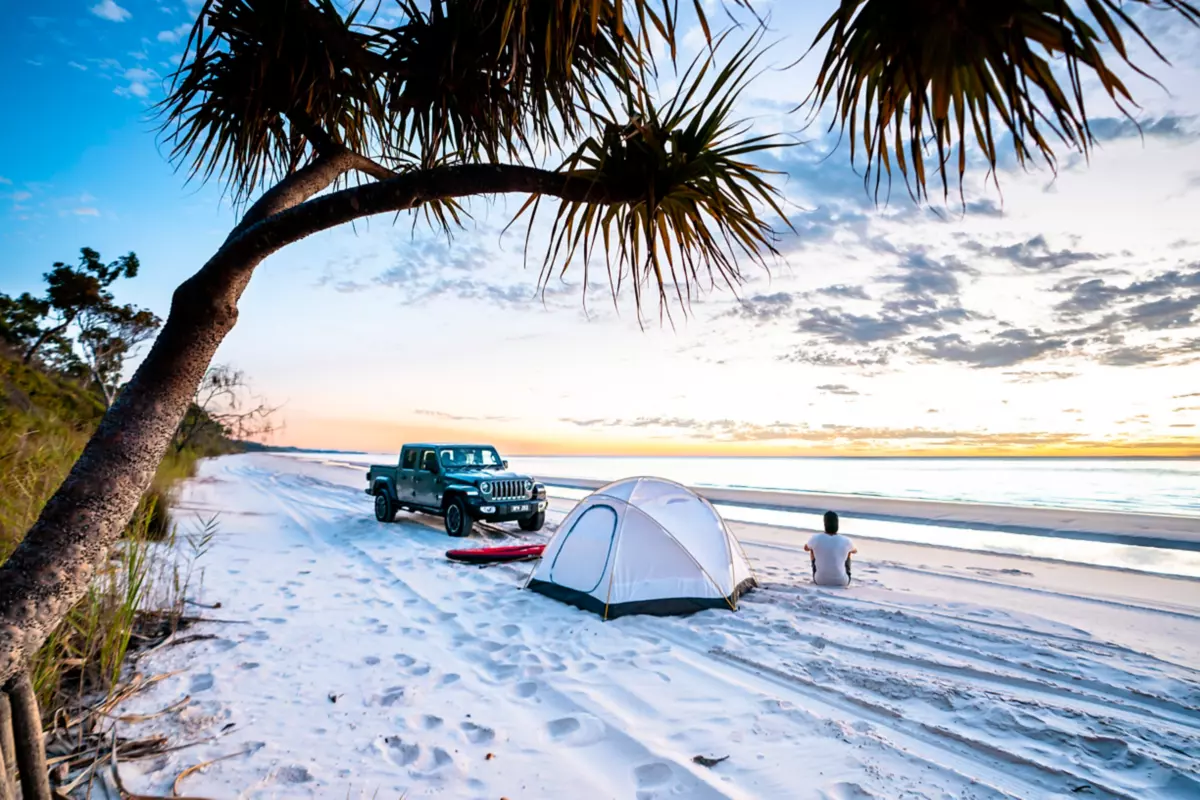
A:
[804,511,857,587]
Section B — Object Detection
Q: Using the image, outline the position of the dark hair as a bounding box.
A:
[823,511,839,534]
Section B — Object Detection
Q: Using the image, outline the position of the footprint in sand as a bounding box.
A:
[190,673,215,693]
[440,673,460,686]
[383,736,420,766]
[363,656,380,666]
[634,762,673,788]
[514,681,538,698]
[819,783,876,800]
[408,664,431,677]
[393,654,416,667]
[379,686,406,707]
[422,715,444,730]
[501,624,521,638]
[460,721,495,744]
[546,714,606,746]
[275,765,313,784]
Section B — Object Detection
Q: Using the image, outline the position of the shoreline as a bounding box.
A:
[538,476,1200,552]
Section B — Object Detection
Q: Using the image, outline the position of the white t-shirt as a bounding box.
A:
[807,533,854,587]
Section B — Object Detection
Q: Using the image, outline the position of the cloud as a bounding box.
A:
[0,177,10,185]
[72,207,100,216]
[1003,370,1078,383]
[1097,339,1200,367]
[557,415,1110,449]
[1056,267,1200,319]
[816,284,871,301]
[157,22,191,43]
[816,384,860,396]
[965,234,1102,271]
[67,61,88,71]
[914,329,1068,368]
[1087,115,1196,142]
[964,198,1004,217]
[1053,266,1200,345]
[114,67,158,98]
[414,409,515,423]
[778,348,893,369]
[798,304,971,345]
[1126,294,1200,331]
[728,292,795,322]
[90,0,131,22]
[1175,392,1200,399]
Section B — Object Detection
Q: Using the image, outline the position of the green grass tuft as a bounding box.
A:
[0,349,223,718]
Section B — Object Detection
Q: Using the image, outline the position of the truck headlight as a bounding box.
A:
[480,481,491,496]
[524,479,533,493]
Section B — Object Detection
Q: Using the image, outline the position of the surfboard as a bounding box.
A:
[445,543,546,564]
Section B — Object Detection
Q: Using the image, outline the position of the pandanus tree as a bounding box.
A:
[0,0,1196,793]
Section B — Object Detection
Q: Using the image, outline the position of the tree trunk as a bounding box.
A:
[6,673,50,800]
[0,691,14,800]
[21,320,70,366]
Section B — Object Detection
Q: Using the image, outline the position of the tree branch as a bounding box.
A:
[229,149,356,237]
[220,163,635,271]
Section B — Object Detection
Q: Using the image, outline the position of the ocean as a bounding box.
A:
[286,451,1200,577]
[308,453,1200,519]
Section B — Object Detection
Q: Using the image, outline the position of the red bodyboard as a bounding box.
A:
[445,544,546,564]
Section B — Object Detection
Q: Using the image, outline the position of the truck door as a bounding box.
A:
[396,447,419,506]
[413,448,440,507]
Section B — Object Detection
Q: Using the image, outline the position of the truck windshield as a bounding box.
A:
[439,447,503,469]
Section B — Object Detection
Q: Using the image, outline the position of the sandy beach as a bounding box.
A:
[111,453,1200,799]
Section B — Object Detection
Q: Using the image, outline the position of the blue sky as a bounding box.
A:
[3,1,1200,456]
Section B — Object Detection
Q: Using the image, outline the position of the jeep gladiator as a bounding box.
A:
[366,443,547,536]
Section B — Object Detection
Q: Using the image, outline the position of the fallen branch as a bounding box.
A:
[172,747,255,796]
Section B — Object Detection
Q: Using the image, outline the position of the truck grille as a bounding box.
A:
[491,480,528,501]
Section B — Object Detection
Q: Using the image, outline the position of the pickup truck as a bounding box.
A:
[365,443,547,537]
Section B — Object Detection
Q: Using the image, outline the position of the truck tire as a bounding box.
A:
[519,511,545,532]
[444,496,471,537]
[374,491,395,523]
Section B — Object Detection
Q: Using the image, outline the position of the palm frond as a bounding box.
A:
[519,31,793,322]
[377,0,636,164]
[158,0,387,204]
[806,0,1200,203]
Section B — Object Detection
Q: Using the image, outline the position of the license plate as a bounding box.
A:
[509,504,529,513]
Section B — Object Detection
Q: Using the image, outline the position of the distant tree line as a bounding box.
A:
[1,248,277,452]
[0,248,159,409]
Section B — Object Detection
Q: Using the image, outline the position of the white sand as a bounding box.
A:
[112,454,1200,799]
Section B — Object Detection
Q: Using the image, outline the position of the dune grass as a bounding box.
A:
[1,351,214,719]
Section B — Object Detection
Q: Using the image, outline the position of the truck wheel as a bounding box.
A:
[444,496,471,537]
[374,492,395,523]
[519,512,545,532]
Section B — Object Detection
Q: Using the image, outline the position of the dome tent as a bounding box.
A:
[525,477,756,619]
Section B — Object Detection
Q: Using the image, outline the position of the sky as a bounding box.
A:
[2,0,1200,457]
